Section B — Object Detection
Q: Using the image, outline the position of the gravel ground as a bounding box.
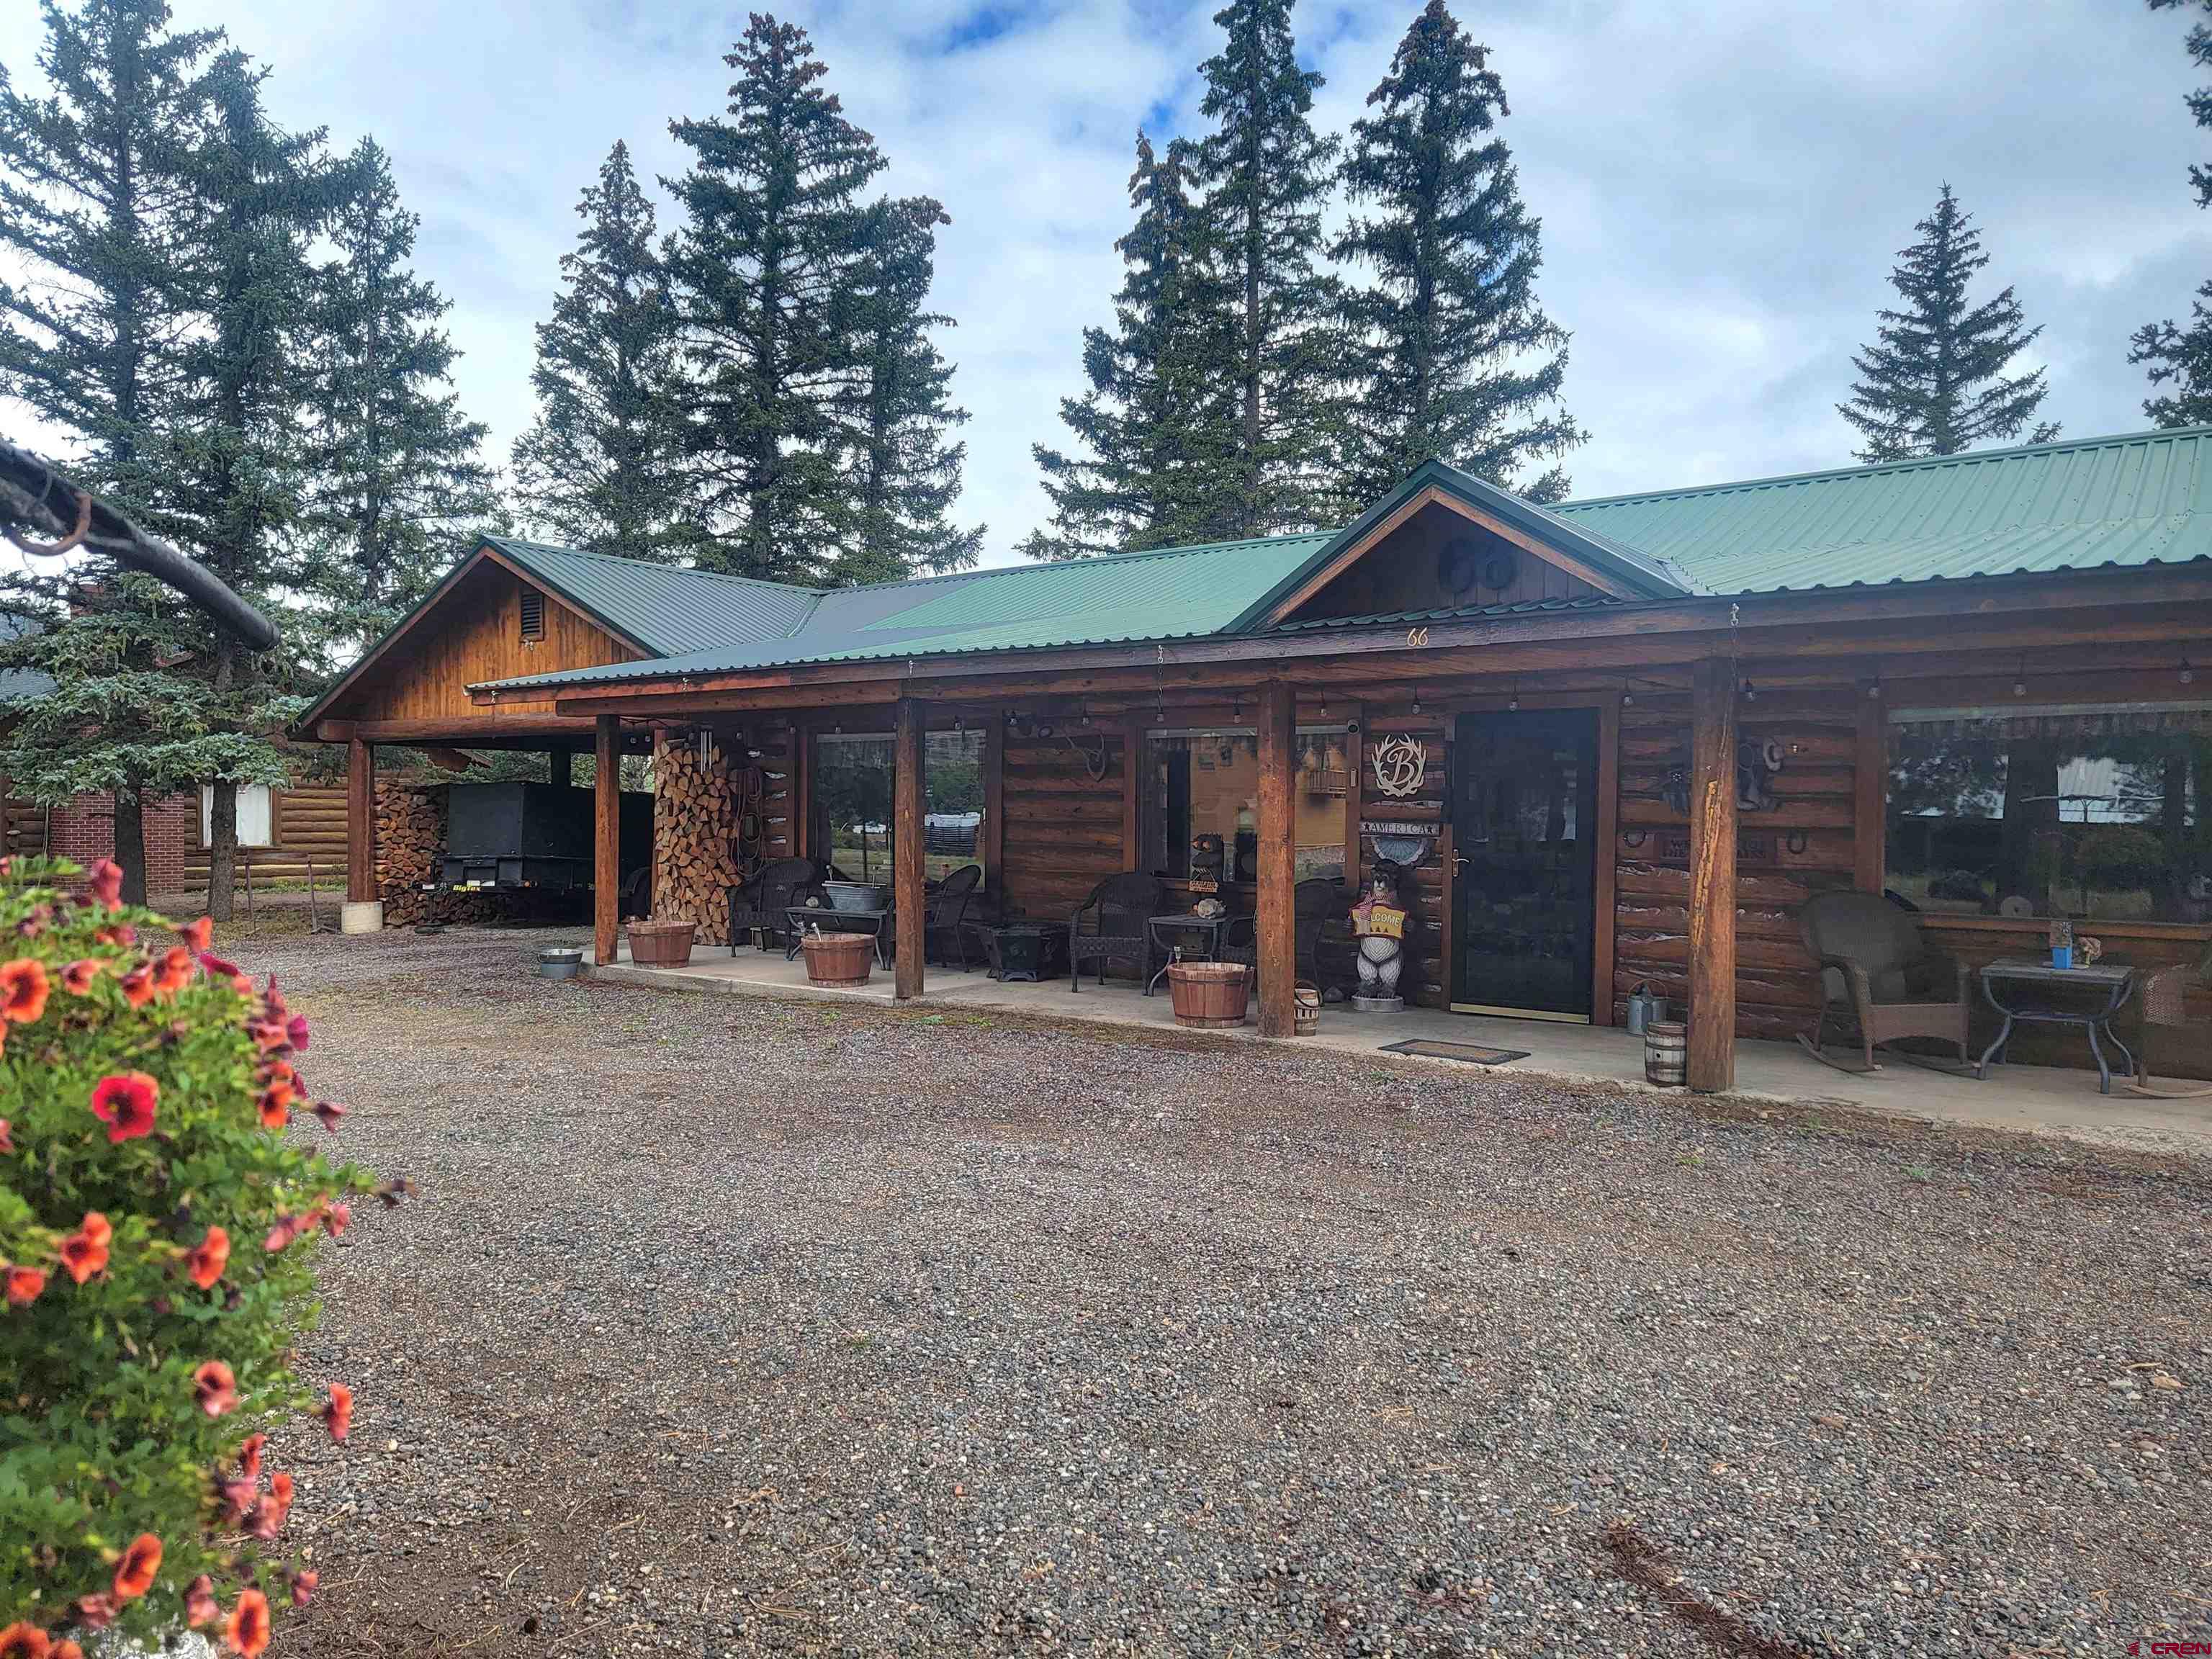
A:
[239,924,2212,1659]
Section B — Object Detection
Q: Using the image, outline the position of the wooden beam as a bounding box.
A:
[1120,716,1143,868]
[894,697,926,1000]
[346,737,376,904]
[1592,694,1621,1027]
[981,714,1004,896]
[1853,680,1885,894]
[1686,658,1737,1092]
[1256,680,1297,1037]
[594,715,619,966]
[791,722,811,860]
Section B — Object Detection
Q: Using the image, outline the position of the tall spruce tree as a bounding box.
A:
[1331,0,1583,504]
[834,194,984,582]
[511,140,698,559]
[306,136,497,652]
[667,14,886,583]
[1190,0,1348,537]
[1022,132,1240,559]
[2131,0,2212,426]
[0,0,229,902]
[1838,185,2059,462]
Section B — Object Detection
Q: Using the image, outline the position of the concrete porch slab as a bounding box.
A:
[590,946,2212,1158]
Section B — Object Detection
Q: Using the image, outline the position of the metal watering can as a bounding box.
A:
[1624,983,1666,1036]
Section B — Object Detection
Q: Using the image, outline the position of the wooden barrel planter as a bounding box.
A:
[801,931,874,986]
[1167,960,1251,1028]
[626,920,696,968]
[1644,1020,1688,1088]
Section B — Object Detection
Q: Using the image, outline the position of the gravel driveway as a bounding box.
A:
[247,925,2212,1658]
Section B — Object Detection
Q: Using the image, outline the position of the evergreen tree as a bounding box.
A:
[1022,132,1240,559]
[0,0,228,902]
[305,136,497,651]
[511,141,698,560]
[834,194,984,582]
[1331,0,1583,505]
[1189,0,1348,537]
[2131,0,2212,427]
[1838,185,2059,462]
[666,14,886,583]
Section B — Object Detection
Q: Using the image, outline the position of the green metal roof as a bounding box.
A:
[484,536,824,655]
[1552,426,2212,594]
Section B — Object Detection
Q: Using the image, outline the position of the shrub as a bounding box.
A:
[0,858,400,1655]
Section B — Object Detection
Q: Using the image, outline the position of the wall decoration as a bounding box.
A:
[1369,733,1428,799]
[1661,736,1786,815]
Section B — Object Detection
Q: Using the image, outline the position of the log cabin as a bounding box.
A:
[296,426,2212,1090]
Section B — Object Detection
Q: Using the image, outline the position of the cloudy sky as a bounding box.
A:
[3,0,2208,567]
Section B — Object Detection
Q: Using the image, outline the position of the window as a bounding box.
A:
[1884,703,2212,924]
[519,585,545,642]
[201,783,273,849]
[807,728,986,883]
[1140,727,1349,886]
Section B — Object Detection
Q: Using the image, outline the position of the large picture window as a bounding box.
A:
[808,729,985,883]
[1140,727,1350,886]
[1884,704,2212,924]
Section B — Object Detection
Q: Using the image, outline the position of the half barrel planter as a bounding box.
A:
[801,931,874,987]
[626,920,696,968]
[1167,960,1251,1028]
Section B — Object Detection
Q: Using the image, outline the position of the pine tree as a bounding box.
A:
[1838,185,2059,462]
[305,136,497,650]
[511,141,698,560]
[0,0,228,902]
[1189,0,1349,537]
[2131,0,2212,427]
[1023,132,1241,559]
[667,14,887,583]
[833,194,984,583]
[1331,0,1583,505]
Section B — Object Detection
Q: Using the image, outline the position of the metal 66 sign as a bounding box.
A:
[1368,734,1428,799]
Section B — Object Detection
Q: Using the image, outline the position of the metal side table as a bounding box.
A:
[1975,958,2137,1094]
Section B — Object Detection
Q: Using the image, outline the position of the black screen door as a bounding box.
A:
[1450,709,1599,1021]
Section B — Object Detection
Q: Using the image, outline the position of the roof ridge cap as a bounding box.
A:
[487,536,826,596]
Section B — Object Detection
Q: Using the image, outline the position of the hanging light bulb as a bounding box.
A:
[2013,660,2028,698]
[2183,658,2198,686]
[1740,678,1756,702]
[1411,689,1423,716]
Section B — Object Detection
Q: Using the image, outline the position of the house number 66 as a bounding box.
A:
[1406,626,1429,647]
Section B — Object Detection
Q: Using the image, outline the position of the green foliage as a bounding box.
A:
[2135,2,2212,426]
[1838,184,2058,462]
[1332,0,1583,505]
[511,141,701,565]
[0,857,387,1647]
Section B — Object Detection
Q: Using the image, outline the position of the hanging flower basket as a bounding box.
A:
[626,920,696,968]
[801,930,874,986]
[1167,959,1251,1028]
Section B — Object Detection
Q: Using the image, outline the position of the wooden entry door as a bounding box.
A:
[1450,709,1599,1021]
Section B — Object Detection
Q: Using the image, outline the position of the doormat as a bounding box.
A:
[1380,1038,1529,1066]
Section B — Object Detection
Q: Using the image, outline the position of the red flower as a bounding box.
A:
[288,1569,317,1608]
[111,1533,161,1601]
[5,1266,45,1306]
[86,858,122,912]
[200,950,243,981]
[193,1359,238,1417]
[219,1478,256,1525]
[179,916,214,953]
[50,1643,83,1659]
[250,1470,293,1540]
[60,959,99,995]
[0,959,48,1025]
[255,1079,293,1131]
[0,1118,9,1153]
[0,1624,48,1659]
[287,1012,310,1051]
[223,1589,269,1658]
[185,1226,230,1290]
[320,1201,349,1236]
[94,923,135,948]
[152,946,194,998]
[185,1575,218,1627]
[310,1099,347,1132]
[118,966,153,1009]
[58,1214,110,1284]
[322,1381,352,1441]
[69,1593,114,1628]
[89,1072,158,1142]
[263,1215,300,1254]
[238,1431,266,1483]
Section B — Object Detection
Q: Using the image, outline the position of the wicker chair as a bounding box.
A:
[1069,873,1166,992]
[2128,950,2212,1097]
[1797,891,1973,1074]
[727,856,819,956]
[923,863,983,969]
[1219,878,1344,984]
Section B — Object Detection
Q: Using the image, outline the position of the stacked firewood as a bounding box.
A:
[375,783,505,927]
[652,732,739,944]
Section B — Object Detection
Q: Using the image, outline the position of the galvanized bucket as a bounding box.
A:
[1624,983,1665,1036]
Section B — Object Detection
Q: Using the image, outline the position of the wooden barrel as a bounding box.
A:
[626,921,696,968]
[1644,1020,1687,1088]
[1292,983,1322,1037]
[1168,960,1251,1028]
[801,931,873,986]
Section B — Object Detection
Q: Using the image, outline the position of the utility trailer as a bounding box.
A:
[439,781,653,908]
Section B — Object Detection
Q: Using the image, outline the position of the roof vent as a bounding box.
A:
[519,585,544,642]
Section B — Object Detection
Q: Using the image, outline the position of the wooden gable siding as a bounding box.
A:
[344,558,639,727]
[1284,499,1609,628]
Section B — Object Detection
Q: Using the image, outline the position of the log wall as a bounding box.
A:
[997,725,1130,925]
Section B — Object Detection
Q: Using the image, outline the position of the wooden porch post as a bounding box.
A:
[894,696,926,1000]
[1853,680,1885,894]
[981,714,1004,899]
[345,736,377,911]
[1256,679,1297,1037]
[594,715,619,966]
[1687,657,1737,1092]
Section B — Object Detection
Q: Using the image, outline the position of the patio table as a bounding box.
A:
[786,905,893,968]
[1146,912,1236,995]
[1975,958,2137,1094]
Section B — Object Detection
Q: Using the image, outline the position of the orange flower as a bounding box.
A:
[0,959,48,1024]
[249,1470,292,1541]
[94,923,135,948]
[322,1381,352,1442]
[287,1569,316,1607]
[0,1623,48,1659]
[185,1226,230,1290]
[85,858,122,911]
[193,1359,238,1417]
[237,1431,266,1484]
[185,1575,218,1627]
[118,966,153,1008]
[60,959,99,995]
[179,916,214,953]
[57,1213,110,1284]
[50,1644,83,1659]
[255,1079,294,1131]
[89,1071,158,1142]
[0,1118,9,1152]
[110,1533,161,1601]
[222,1589,269,1658]
[5,1266,44,1306]
[152,946,193,998]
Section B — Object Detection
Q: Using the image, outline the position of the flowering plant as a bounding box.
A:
[0,858,397,1655]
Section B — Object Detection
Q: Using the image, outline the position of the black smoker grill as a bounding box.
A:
[439,782,652,894]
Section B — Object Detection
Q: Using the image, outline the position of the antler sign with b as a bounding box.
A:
[1369,734,1428,799]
